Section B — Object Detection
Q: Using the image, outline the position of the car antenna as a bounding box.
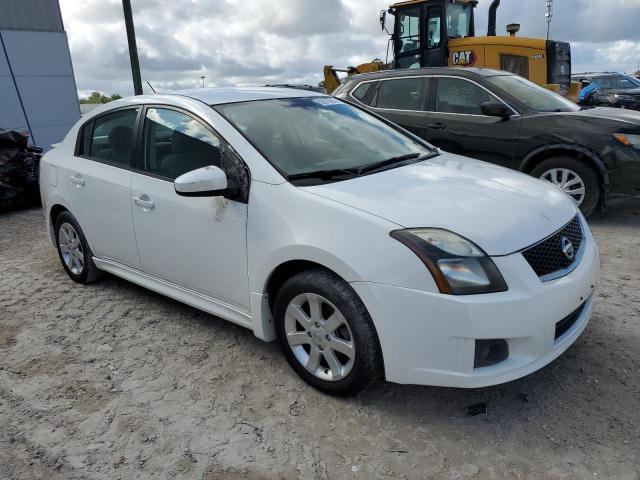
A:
[146,81,157,94]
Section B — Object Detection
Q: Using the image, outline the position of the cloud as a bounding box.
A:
[59,0,640,99]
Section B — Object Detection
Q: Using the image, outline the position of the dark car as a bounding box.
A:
[572,72,640,111]
[333,68,640,215]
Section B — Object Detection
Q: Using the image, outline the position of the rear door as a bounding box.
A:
[425,76,522,168]
[65,108,141,267]
[366,77,430,139]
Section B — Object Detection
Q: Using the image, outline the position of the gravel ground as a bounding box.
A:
[1,198,639,480]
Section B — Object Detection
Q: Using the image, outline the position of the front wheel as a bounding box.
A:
[274,269,383,396]
[530,156,600,217]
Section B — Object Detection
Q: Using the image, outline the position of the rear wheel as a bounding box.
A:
[54,211,102,284]
[531,156,600,216]
[274,269,383,396]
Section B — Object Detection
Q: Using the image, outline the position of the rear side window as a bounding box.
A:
[435,78,499,115]
[81,109,139,167]
[351,82,375,104]
[375,78,427,111]
[142,108,221,180]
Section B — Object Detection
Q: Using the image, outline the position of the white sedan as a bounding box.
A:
[39,87,599,395]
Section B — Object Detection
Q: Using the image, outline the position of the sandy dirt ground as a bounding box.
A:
[1,198,639,480]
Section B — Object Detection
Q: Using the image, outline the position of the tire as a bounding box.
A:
[530,156,600,217]
[273,269,383,396]
[54,211,103,284]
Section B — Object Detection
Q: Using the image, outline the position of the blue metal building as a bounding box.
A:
[0,0,80,150]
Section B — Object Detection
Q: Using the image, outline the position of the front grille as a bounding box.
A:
[522,216,583,280]
[555,301,587,340]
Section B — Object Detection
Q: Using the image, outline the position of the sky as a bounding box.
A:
[58,0,640,99]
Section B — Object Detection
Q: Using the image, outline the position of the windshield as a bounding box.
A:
[594,75,640,91]
[486,75,580,112]
[214,97,434,179]
[447,4,472,38]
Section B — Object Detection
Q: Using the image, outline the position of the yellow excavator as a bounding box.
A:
[324,0,579,99]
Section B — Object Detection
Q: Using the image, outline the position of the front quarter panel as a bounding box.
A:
[247,181,439,296]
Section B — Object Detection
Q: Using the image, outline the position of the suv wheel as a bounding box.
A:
[274,269,383,396]
[531,156,600,216]
[54,211,102,284]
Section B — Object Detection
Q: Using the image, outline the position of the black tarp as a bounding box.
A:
[0,129,42,211]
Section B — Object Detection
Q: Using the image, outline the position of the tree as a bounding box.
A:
[79,92,123,104]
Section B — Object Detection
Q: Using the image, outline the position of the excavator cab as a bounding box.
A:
[385,0,477,69]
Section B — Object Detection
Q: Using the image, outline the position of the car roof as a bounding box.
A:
[341,67,512,84]
[172,86,326,105]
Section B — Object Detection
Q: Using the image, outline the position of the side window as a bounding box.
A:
[351,82,374,104]
[86,109,139,166]
[427,7,442,49]
[375,78,427,111]
[435,78,500,115]
[143,108,221,180]
[398,8,421,53]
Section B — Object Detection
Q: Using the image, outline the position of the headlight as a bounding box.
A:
[390,229,508,295]
[613,94,634,101]
[613,133,640,148]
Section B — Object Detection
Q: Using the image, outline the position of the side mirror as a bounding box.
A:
[174,165,228,197]
[481,102,512,119]
[380,10,388,32]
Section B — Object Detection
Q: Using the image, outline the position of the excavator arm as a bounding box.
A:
[323,60,386,94]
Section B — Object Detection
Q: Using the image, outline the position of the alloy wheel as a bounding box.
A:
[540,168,586,206]
[284,293,355,381]
[58,222,84,275]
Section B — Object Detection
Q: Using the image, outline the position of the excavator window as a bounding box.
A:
[398,8,421,54]
[427,7,442,49]
[447,3,472,38]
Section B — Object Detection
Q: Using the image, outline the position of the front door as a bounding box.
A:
[425,77,522,168]
[66,107,141,268]
[130,106,250,309]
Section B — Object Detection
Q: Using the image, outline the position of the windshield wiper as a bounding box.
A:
[357,152,438,175]
[287,168,360,181]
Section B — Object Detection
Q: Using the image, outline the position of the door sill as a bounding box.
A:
[92,257,253,330]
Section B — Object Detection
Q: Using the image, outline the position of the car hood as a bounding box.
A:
[302,154,577,256]
[564,106,640,126]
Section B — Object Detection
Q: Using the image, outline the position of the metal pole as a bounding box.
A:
[545,0,552,41]
[122,0,143,95]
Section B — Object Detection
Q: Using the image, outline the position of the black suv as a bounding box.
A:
[573,72,640,111]
[333,68,640,215]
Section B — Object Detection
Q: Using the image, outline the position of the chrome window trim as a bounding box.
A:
[348,74,521,118]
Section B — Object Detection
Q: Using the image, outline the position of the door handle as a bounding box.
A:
[70,174,85,186]
[134,196,155,210]
[428,122,448,130]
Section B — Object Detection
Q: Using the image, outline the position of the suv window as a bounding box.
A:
[352,82,375,104]
[375,78,427,111]
[143,108,221,180]
[435,77,499,115]
[83,108,139,166]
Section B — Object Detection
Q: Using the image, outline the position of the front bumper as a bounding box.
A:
[351,233,599,388]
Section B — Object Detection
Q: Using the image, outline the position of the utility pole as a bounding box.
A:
[122,0,143,95]
[545,0,553,41]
